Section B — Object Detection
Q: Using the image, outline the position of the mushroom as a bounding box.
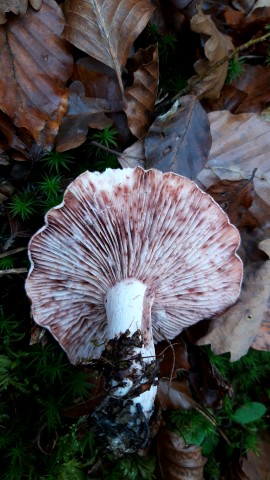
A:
[25,167,243,454]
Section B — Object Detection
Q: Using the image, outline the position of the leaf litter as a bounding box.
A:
[1,0,270,478]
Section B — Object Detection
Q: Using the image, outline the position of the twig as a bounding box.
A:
[0,268,27,276]
[171,31,270,102]
[90,141,122,157]
[0,247,27,259]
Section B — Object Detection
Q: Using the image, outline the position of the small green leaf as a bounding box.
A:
[231,402,266,424]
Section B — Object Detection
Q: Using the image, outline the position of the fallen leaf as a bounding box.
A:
[0,110,43,162]
[250,239,270,351]
[206,177,255,228]
[73,56,123,108]
[187,343,233,407]
[157,378,195,410]
[156,426,206,480]
[241,432,270,480]
[202,84,248,114]
[232,65,270,114]
[124,44,159,138]
[197,239,270,360]
[0,0,42,24]
[156,335,190,378]
[118,139,145,168]
[144,96,211,178]
[224,5,270,32]
[72,56,129,147]
[0,0,73,149]
[197,110,270,229]
[55,81,112,152]
[63,0,154,94]
[189,5,234,100]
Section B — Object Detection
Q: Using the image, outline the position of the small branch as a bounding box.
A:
[90,141,122,157]
[171,31,270,102]
[0,247,27,259]
[0,268,27,276]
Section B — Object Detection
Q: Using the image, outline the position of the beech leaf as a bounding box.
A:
[63,0,154,94]
[0,0,73,149]
[189,5,234,100]
[144,96,211,178]
[124,44,159,138]
[0,0,42,24]
[157,426,206,480]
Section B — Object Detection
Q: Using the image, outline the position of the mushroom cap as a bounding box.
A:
[26,167,243,363]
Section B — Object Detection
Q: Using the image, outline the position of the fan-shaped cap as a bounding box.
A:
[26,167,243,363]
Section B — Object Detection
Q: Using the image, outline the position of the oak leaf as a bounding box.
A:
[189,5,234,100]
[0,0,73,149]
[0,0,42,24]
[124,44,159,138]
[63,0,154,94]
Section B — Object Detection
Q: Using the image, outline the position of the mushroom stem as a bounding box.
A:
[92,279,158,455]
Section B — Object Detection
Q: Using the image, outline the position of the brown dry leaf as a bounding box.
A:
[55,81,112,152]
[156,335,190,378]
[63,0,154,95]
[118,139,145,168]
[197,110,270,229]
[0,0,73,150]
[250,239,270,351]
[124,44,159,138]
[189,5,234,100]
[157,426,206,480]
[157,378,195,410]
[232,65,270,114]
[0,0,42,24]
[241,432,270,480]
[251,309,270,350]
[0,110,43,161]
[206,178,254,228]
[72,56,129,147]
[224,5,270,31]
[202,84,248,114]
[197,239,270,360]
[144,96,211,178]
[196,111,270,358]
[73,57,123,111]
